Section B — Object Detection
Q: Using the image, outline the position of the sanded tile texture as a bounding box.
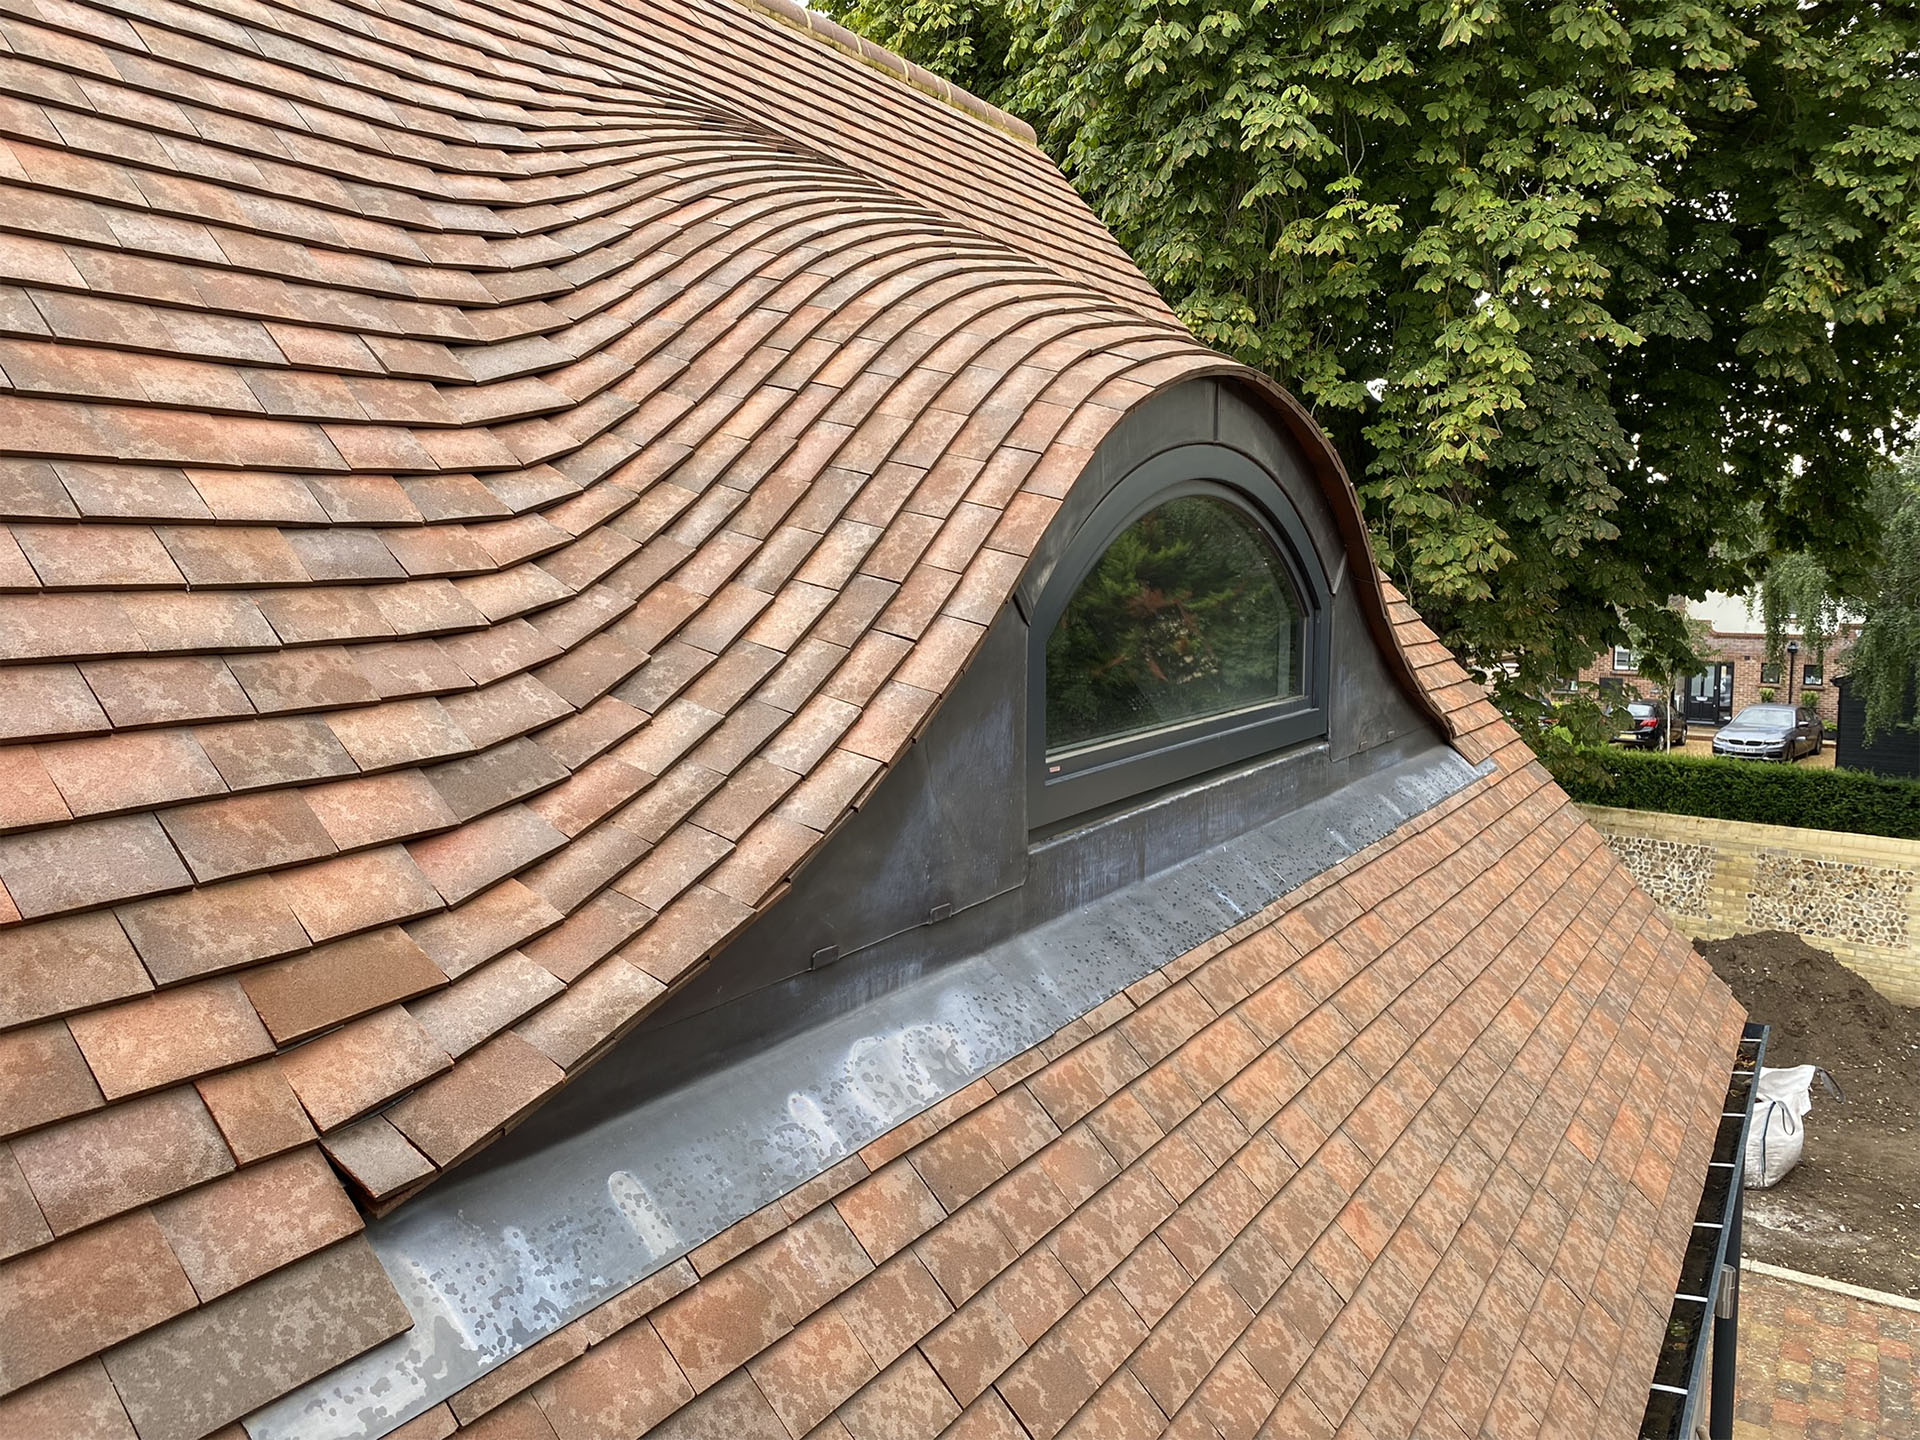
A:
[0,0,1739,1435]
[391,602,1746,1440]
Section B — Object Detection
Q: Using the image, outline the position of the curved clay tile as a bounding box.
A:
[0,1,1744,1438]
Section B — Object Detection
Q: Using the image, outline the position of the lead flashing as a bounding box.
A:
[248,742,1487,1440]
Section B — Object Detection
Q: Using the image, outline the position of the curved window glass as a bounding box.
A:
[1026,445,1331,828]
[1045,497,1306,758]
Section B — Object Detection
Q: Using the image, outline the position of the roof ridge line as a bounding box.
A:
[731,0,1040,147]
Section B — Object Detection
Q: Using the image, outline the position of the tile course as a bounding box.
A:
[0,0,1747,1435]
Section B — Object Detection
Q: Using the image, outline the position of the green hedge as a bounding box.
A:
[1551,746,1920,840]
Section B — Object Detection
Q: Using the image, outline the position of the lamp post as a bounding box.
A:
[1787,639,1800,706]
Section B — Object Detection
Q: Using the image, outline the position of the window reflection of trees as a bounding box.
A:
[1045,496,1304,756]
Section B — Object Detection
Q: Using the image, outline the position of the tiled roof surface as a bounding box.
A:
[238,600,1743,1440]
[0,0,1745,1434]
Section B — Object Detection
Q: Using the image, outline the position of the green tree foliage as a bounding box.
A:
[1758,550,1845,675]
[1845,451,1920,740]
[827,0,1920,706]
[1046,497,1302,750]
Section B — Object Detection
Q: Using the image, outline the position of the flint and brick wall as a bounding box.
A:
[1580,803,1920,1004]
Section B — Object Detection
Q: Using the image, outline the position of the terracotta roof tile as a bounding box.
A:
[193,1057,316,1168]
[13,522,185,588]
[271,847,446,944]
[0,1019,104,1140]
[185,720,348,798]
[240,926,447,1046]
[406,951,565,1060]
[515,889,647,984]
[0,913,152,1038]
[0,664,109,741]
[447,1330,589,1429]
[835,1158,948,1267]
[513,955,668,1070]
[424,740,570,827]
[277,1006,451,1133]
[0,1209,197,1393]
[0,812,191,918]
[113,873,310,986]
[651,1259,792,1396]
[409,804,569,905]
[833,1249,954,1375]
[65,978,272,1101]
[327,697,472,771]
[10,1082,231,1237]
[319,1116,435,1203]
[225,646,381,716]
[384,1030,564,1166]
[300,770,457,852]
[0,1359,137,1440]
[531,1318,692,1439]
[441,676,574,752]
[78,656,254,728]
[156,788,337,884]
[567,1260,704,1351]
[152,1144,361,1301]
[0,1145,50,1262]
[100,1236,410,1440]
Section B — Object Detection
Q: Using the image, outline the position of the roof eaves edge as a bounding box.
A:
[733,0,1041,147]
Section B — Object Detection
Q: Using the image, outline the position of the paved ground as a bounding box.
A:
[1734,1266,1919,1438]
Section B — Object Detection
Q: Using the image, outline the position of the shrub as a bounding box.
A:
[1548,746,1920,840]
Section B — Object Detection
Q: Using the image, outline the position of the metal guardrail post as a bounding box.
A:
[1645,1022,1763,1440]
[1708,1181,1743,1440]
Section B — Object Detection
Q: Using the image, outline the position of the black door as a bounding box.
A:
[1686,665,1735,725]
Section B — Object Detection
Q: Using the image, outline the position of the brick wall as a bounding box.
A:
[1579,803,1920,1004]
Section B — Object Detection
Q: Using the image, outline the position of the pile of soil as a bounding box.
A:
[1699,931,1920,1297]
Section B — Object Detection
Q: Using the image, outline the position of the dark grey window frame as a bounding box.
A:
[1027,444,1332,827]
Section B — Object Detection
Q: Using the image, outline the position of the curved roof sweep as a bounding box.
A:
[0,1,1743,1438]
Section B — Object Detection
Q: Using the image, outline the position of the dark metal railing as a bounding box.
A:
[1640,1021,1767,1440]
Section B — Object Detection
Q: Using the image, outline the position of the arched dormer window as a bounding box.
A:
[1029,445,1331,826]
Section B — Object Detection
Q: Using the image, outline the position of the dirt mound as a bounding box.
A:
[1699,931,1920,1094]
[1698,931,1920,1297]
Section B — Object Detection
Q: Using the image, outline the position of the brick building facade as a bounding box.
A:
[1577,606,1856,730]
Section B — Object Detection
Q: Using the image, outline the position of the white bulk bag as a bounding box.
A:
[1743,1065,1836,1190]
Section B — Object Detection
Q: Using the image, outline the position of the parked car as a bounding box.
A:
[1613,701,1683,749]
[1711,704,1824,761]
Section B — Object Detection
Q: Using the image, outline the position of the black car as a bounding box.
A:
[1711,703,1824,761]
[1613,701,1683,749]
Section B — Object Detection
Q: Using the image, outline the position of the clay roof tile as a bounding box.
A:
[11,1086,232,1236]
[0,4,1743,1434]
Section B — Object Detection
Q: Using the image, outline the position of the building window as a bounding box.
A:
[1760,662,1782,686]
[1803,664,1823,688]
[1612,647,1639,673]
[1045,496,1305,754]
[1030,446,1329,826]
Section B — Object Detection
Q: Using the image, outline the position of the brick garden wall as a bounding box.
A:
[1579,803,1920,1005]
